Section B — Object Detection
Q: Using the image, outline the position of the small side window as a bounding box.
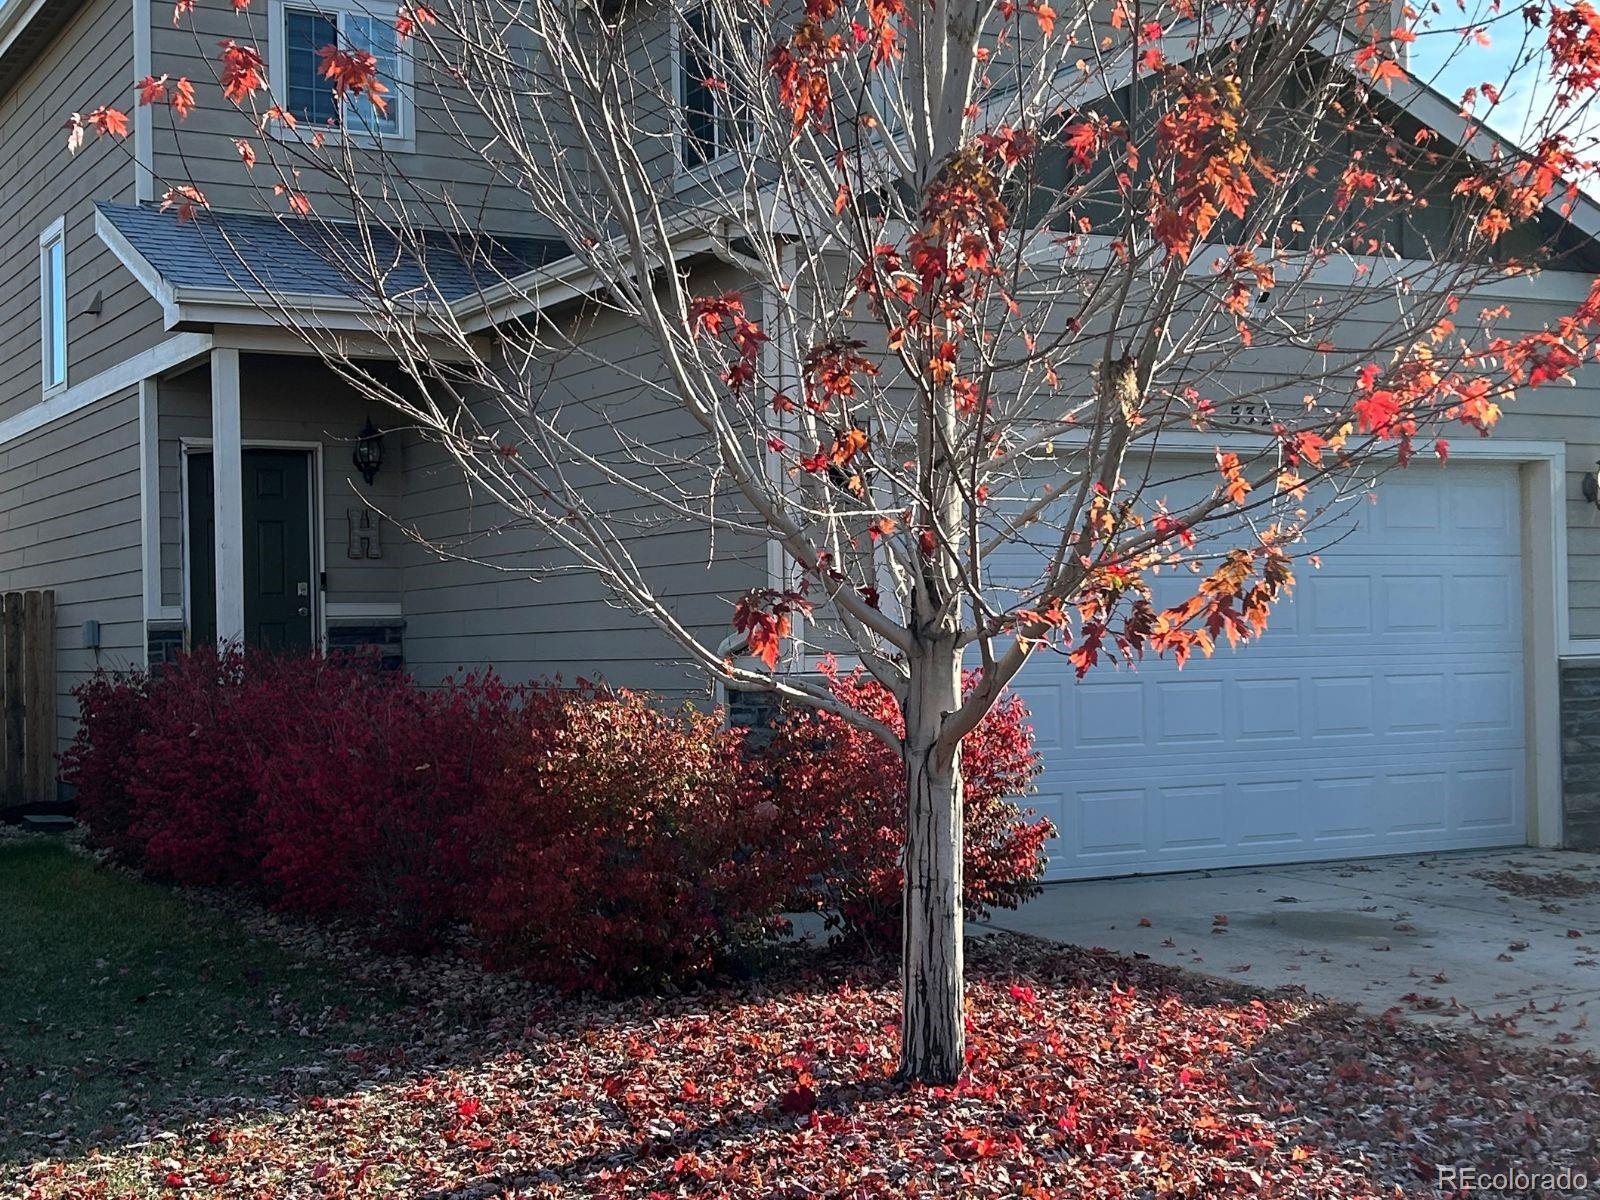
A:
[677,5,752,169]
[39,219,66,394]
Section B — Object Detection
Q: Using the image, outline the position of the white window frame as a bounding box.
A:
[673,4,753,177]
[38,217,66,398]
[267,0,414,150]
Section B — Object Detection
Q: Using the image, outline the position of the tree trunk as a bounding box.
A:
[898,641,965,1085]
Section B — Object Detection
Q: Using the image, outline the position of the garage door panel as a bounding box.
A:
[999,460,1528,880]
[1388,673,1448,733]
[1384,771,1449,835]
[1449,473,1518,533]
[1452,669,1519,734]
[1023,753,1527,876]
[1140,565,1518,655]
[1069,680,1138,747]
[1383,574,1446,633]
[1310,675,1376,737]
[1059,459,1516,547]
[1025,768,1524,876]
[1310,774,1386,845]
[1456,766,1523,833]
[1379,477,1444,533]
[1076,786,1148,859]
[1045,659,1522,759]
[1453,573,1517,633]
[1236,677,1300,741]
[1307,575,1375,635]
[1155,679,1226,743]
[1231,779,1306,847]
[1155,782,1229,852]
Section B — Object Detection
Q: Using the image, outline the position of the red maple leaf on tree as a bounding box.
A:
[217,41,267,104]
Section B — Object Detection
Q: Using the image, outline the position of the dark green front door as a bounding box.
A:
[187,449,316,652]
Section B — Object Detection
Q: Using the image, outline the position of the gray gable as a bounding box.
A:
[97,201,569,304]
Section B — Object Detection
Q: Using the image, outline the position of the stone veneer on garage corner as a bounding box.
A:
[1561,663,1600,850]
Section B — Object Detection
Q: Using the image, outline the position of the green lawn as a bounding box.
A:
[0,837,398,1165]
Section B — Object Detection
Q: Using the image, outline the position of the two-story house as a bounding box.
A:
[4,0,1600,873]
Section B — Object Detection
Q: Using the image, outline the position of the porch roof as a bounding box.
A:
[96,201,569,317]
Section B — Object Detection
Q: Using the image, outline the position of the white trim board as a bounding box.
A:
[1510,448,1568,846]
[0,0,48,61]
[209,322,487,362]
[38,215,66,400]
[132,0,153,204]
[209,348,246,645]
[138,378,171,632]
[325,601,402,619]
[0,332,212,449]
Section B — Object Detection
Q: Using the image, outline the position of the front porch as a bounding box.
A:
[144,348,405,668]
[92,199,539,680]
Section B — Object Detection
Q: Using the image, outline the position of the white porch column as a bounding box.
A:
[211,347,246,646]
[137,379,161,631]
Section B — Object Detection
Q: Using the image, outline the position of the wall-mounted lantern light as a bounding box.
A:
[353,418,385,486]
[1584,461,1600,509]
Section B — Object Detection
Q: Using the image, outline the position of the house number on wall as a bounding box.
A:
[347,509,384,560]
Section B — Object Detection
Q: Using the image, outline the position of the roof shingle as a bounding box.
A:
[97,201,568,305]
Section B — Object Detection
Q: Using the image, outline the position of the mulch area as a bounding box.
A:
[11,901,1600,1198]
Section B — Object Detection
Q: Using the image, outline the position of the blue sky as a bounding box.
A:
[1408,2,1599,155]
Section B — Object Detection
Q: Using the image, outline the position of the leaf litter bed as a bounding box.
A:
[1471,867,1600,901]
[13,912,1600,1200]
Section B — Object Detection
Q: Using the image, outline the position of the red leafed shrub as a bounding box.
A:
[122,650,267,887]
[68,654,801,984]
[58,667,151,861]
[254,668,519,950]
[65,651,522,946]
[67,648,1045,987]
[768,659,1052,948]
[473,685,798,992]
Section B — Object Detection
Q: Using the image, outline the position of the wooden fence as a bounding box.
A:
[2,590,55,807]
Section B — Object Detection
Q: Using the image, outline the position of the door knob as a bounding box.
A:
[297,606,309,616]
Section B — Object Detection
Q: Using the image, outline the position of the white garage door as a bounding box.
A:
[1001,460,1528,881]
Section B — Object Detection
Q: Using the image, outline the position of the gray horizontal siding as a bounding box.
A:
[147,0,555,240]
[399,438,759,695]
[0,389,144,749]
[0,0,165,424]
[396,297,764,694]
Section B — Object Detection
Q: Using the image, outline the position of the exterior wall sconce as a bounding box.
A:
[353,418,385,485]
[1584,462,1600,509]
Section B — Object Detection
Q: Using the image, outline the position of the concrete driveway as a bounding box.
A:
[984,848,1600,1054]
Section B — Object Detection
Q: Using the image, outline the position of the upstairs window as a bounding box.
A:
[39,219,66,394]
[678,5,751,169]
[274,0,407,140]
